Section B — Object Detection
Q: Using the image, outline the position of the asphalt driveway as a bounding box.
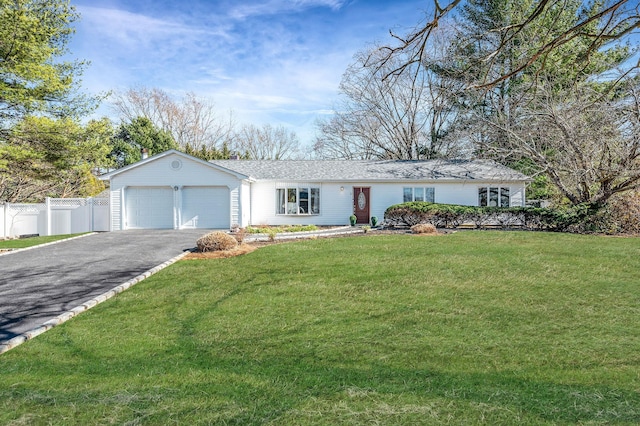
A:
[0,230,209,344]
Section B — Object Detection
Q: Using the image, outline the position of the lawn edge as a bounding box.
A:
[0,249,192,355]
[0,233,96,257]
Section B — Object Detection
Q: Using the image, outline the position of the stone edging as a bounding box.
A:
[0,250,191,355]
[0,233,96,257]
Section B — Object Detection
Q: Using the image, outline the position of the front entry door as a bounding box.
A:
[353,187,370,224]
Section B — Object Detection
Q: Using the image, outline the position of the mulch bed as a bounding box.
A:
[182,228,444,260]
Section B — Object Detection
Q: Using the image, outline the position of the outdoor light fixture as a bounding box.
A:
[340,186,344,191]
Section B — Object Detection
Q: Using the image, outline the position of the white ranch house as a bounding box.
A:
[99,149,530,230]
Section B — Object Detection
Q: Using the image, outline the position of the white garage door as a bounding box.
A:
[125,187,174,229]
[181,186,229,229]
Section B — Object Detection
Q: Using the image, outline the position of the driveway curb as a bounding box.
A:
[0,249,191,355]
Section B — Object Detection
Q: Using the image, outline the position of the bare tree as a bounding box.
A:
[232,123,300,160]
[314,41,466,160]
[377,0,640,89]
[111,87,234,150]
[484,76,640,206]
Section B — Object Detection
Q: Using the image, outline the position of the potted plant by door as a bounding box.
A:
[349,215,357,226]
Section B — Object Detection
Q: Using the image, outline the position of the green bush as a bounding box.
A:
[384,202,603,233]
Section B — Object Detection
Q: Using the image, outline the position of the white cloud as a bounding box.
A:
[229,0,348,20]
[76,6,230,52]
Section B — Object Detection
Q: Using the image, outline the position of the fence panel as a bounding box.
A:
[3,204,46,238]
[92,198,110,232]
[1,197,110,238]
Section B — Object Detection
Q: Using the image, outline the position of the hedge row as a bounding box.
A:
[383,202,598,232]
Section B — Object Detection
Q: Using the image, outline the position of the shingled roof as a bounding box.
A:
[209,159,530,182]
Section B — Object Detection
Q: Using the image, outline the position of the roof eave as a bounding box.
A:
[99,149,251,181]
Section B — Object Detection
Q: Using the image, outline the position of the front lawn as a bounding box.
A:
[1,232,638,424]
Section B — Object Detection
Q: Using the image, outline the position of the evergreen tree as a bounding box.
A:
[0,0,100,129]
[108,117,177,168]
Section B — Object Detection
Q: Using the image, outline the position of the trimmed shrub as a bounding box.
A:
[411,223,437,234]
[196,231,238,252]
[384,202,604,233]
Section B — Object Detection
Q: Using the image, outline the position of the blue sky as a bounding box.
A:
[67,0,429,148]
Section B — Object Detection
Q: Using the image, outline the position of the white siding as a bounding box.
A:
[109,153,244,230]
[109,188,120,231]
[248,180,528,226]
[250,182,354,226]
[230,186,239,228]
[240,181,251,227]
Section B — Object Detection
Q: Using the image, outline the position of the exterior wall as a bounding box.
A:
[248,180,527,226]
[240,181,251,227]
[110,188,122,231]
[250,181,352,226]
[108,153,244,230]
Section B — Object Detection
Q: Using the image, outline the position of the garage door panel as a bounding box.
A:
[181,186,229,229]
[126,187,173,229]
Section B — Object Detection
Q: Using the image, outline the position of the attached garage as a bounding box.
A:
[180,186,230,229]
[102,151,248,231]
[125,187,174,229]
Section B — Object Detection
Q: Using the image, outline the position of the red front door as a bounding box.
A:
[353,187,370,224]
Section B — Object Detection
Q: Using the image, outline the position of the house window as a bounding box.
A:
[276,187,320,215]
[479,187,510,207]
[403,187,435,203]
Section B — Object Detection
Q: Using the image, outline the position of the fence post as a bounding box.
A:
[89,197,94,232]
[45,197,51,236]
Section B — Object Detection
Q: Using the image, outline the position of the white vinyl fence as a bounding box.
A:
[0,197,109,239]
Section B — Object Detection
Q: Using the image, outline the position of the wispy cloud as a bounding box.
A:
[229,0,348,20]
[76,6,230,51]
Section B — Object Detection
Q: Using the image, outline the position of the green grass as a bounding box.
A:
[1,232,639,425]
[0,233,87,249]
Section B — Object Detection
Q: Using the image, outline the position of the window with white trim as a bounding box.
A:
[478,187,510,207]
[403,187,435,203]
[276,187,320,215]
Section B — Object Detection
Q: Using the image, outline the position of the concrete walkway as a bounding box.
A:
[0,230,207,347]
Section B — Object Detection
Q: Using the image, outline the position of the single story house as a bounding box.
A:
[99,149,530,230]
